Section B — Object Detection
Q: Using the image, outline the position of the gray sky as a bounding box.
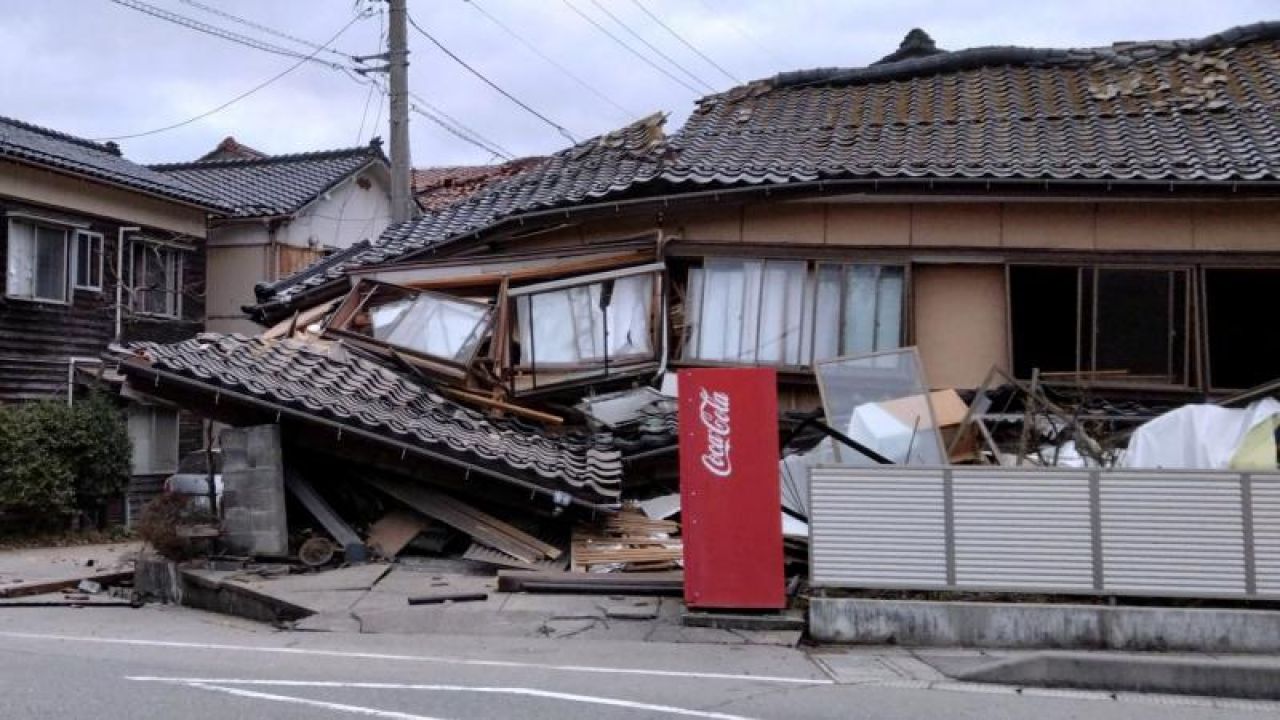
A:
[2,1,1274,166]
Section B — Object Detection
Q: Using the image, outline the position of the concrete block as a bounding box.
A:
[809,598,1280,653]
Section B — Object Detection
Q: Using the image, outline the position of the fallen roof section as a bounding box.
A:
[118,333,623,508]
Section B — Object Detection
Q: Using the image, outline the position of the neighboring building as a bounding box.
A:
[153,140,392,335]
[251,23,1280,405]
[0,115,227,519]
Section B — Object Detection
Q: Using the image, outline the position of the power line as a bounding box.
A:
[586,0,714,92]
[409,90,515,159]
[559,0,703,95]
[176,0,357,62]
[93,14,366,141]
[411,105,513,162]
[629,0,742,84]
[464,0,637,122]
[406,12,578,144]
[693,0,791,68]
[105,0,353,72]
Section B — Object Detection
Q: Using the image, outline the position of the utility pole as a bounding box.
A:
[387,0,412,223]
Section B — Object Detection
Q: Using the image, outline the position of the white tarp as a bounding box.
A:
[1122,398,1280,470]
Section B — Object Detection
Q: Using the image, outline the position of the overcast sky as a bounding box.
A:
[1,1,1274,167]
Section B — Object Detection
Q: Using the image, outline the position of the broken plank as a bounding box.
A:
[497,570,683,596]
[366,510,430,559]
[0,571,133,599]
[284,470,368,563]
[440,387,564,426]
[366,476,549,564]
[406,592,488,605]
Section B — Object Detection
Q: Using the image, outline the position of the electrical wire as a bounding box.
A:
[559,0,703,95]
[629,0,741,84]
[93,14,366,141]
[693,0,791,67]
[409,90,515,159]
[464,0,637,122]
[353,5,387,143]
[406,12,578,144]
[105,0,352,71]
[586,0,714,91]
[176,0,357,61]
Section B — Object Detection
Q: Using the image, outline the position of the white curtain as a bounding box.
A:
[375,294,489,362]
[5,220,34,298]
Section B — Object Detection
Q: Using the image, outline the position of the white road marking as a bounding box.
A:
[185,683,448,720]
[134,677,760,719]
[0,630,829,685]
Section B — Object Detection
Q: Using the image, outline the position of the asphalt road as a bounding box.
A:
[0,605,1272,719]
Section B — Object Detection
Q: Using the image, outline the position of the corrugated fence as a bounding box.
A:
[809,466,1280,600]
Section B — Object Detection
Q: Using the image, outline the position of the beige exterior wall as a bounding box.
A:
[207,243,269,333]
[913,264,1009,388]
[0,160,208,236]
[668,198,1280,252]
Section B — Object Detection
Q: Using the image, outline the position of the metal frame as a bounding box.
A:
[808,465,1280,601]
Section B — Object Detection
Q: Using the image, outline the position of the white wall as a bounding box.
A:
[279,169,393,251]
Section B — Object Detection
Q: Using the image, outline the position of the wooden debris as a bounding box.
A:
[407,592,488,605]
[0,571,133,599]
[571,508,682,572]
[366,510,430,559]
[497,570,683,595]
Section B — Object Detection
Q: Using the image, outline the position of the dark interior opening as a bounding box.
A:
[1094,269,1187,384]
[1010,265,1079,378]
[1205,268,1280,390]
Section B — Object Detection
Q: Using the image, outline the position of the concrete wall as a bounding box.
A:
[809,597,1280,653]
[0,159,208,237]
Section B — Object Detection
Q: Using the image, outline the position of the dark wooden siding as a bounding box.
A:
[0,199,207,401]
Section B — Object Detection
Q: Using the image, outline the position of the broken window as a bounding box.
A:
[1009,265,1189,385]
[128,241,184,318]
[513,269,657,368]
[1204,268,1280,390]
[326,280,494,374]
[684,259,904,367]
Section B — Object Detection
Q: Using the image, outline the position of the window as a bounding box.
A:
[74,230,104,290]
[6,219,69,302]
[1009,265,1189,385]
[515,272,656,367]
[684,259,905,367]
[127,405,179,475]
[128,242,183,317]
[1203,268,1280,390]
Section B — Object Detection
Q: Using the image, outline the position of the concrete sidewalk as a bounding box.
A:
[185,561,804,646]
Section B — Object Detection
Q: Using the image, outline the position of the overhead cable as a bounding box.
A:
[464,0,638,122]
[559,0,703,95]
[586,0,714,91]
[629,0,741,84]
[105,0,353,71]
[406,12,578,144]
[176,0,358,62]
[93,13,366,141]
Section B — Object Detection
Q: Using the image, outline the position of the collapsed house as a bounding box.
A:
[113,23,1280,579]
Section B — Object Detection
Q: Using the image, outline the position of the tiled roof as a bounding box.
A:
[255,113,669,307]
[258,22,1280,309]
[120,333,623,506]
[197,136,268,162]
[412,157,546,212]
[151,141,387,218]
[0,116,226,210]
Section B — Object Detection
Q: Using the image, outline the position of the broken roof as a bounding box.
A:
[412,157,546,212]
[151,140,388,218]
[119,333,623,507]
[256,21,1280,310]
[0,115,227,211]
[196,136,268,163]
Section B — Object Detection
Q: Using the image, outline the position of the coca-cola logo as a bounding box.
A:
[698,387,732,478]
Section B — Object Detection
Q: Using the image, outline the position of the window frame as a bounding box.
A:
[73,229,105,292]
[127,240,185,319]
[1006,262,1194,388]
[127,404,179,476]
[681,258,908,369]
[5,217,71,304]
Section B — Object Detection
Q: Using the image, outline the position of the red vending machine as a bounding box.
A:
[678,368,785,610]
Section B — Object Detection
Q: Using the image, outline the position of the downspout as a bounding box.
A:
[653,228,670,384]
[66,357,103,406]
[115,226,140,343]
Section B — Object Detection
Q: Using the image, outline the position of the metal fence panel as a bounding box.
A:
[809,466,1280,600]
[809,467,946,587]
[1255,476,1280,595]
[953,470,1093,590]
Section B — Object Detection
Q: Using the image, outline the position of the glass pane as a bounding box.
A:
[1094,269,1179,382]
[34,226,66,301]
[756,261,806,365]
[382,293,490,362]
[75,233,91,286]
[684,268,703,357]
[6,221,35,297]
[874,267,904,350]
[690,258,748,361]
[842,265,878,355]
[604,274,654,358]
[811,266,842,362]
[815,348,946,466]
[517,274,654,365]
